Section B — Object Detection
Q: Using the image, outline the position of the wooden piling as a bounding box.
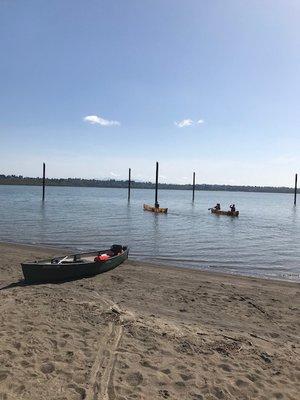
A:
[192,172,196,202]
[294,173,298,205]
[42,162,46,201]
[128,168,131,202]
[155,161,159,208]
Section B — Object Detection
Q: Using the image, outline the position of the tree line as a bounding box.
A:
[0,174,297,193]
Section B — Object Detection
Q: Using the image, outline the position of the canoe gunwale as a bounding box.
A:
[21,247,127,266]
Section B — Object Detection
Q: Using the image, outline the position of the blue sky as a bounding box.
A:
[0,0,299,186]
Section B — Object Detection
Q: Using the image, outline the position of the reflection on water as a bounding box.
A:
[0,185,299,281]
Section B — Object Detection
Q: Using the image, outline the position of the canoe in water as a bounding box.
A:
[143,204,168,213]
[21,244,129,283]
[211,209,239,217]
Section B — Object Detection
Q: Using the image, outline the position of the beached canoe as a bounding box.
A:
[211,209,239,217]
[21,244,129,283]
[143,204,168,213]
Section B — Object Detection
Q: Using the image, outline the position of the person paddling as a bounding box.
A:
[214,203,221,210]
[230,204,236,212]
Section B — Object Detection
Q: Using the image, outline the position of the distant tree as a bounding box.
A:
[0,174,297,194]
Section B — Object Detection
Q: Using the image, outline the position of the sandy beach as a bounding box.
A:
[0,242,299,400]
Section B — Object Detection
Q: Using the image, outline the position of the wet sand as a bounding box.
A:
[0,242,299,400]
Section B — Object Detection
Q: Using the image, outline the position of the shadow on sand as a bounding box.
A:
[0,274,98,291]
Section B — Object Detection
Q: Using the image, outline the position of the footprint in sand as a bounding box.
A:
[0,371,10,382]
[211,386,227,399]
[118,360,129,369]
[159,389,170,398]
[20,360,34,368]
[140,360,158,370]
[12,341,21,350]
[175,381,186,388]
[218,363,232,372]
[192,395,204,400]
[161,368,171,375]
[176,364,188,371]
[180,373,193,381]
[273,392,284,399]
[236,378,249,388]
[13,384,25,396]
[40,362,55,374]
[126,371,143,386]
[67,383,86,400]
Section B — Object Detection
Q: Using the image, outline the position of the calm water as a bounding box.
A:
[0,185,299,281]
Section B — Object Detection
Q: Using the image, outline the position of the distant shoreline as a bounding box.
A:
[0,175,298,194]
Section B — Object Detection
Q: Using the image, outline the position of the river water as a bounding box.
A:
[0,185,299,281]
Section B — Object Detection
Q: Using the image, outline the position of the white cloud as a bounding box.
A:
[84,115,120,126]
[175,119,193,128]
[174,118,204,128]
[110,172,119,178]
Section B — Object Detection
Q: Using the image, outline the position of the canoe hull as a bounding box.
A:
[211,209,239,217]
[21,247,129,283]
[143,204,168,213]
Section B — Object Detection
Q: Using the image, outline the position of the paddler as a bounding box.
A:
[214,203,221,210]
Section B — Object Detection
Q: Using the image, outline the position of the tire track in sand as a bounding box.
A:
[87,292,124,400]
[87,321,123,400]
[44,284,124,400]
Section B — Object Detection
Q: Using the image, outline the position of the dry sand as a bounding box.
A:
[0,242,299,400]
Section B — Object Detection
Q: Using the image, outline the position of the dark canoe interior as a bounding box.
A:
[21,245,129,283]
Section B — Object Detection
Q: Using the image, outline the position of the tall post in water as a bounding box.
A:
[155,161,159,208]
[42,162,46,201]
[294,173,298,206]
[192,172,196,202]
[128,168,131,202]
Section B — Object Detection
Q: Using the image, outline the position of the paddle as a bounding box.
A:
[57,255,69,265]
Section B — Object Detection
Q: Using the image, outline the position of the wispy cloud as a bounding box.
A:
[174,118,204,128]
[84,115,120,126]
[110,172,119,178]
[273,155,297,164]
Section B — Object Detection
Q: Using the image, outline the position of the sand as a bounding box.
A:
[0,242,299,400]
